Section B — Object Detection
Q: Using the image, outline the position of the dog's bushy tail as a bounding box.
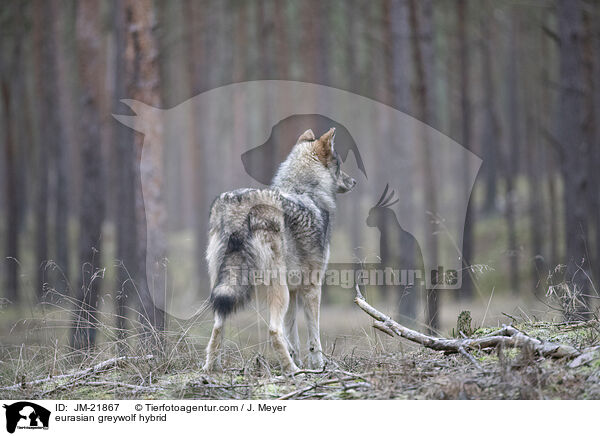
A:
[209,231,254,318]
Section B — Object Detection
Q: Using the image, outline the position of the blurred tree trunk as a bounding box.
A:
[71,0,105,349]
[524,10,545,293]
[273,0,290,166]
[185,0,208,297]
[302,0,329,88]
[13,17,30,239]
[340,0,361,302]
[582,7,600,286]
[593,4,600,287]
[257,1,274,80]
[273,0,289,80]
[345,0,359,101]
[525,97,545,292]
[504,7,520,296]
[457,0,475,300]
[408,0,438,332]
[233,1,248,188]
[2,79,18,303]
[112,0,137,349]
[389,0,411,114]
[388,0,417,318]
[479,3,499,215]
[33,2,51,301]
[306,0,329,87]
[0,5,22,303]
[318,0,330,86]
[125,0,167,341]
[546,151,559,271]
[256,1,275,171]
[55,1,80,264]
[49,0,70,292]
[556,0,590,319]
[33,0,68,298]
[540,10,559,271]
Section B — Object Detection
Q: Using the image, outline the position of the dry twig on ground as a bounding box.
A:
[354,285,584,364]
[0,355,154,391]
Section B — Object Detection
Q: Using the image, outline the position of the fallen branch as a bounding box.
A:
[526,319,599,331]
[77,381,156,391]
[277,374,370,400]
[354,285,581,362]
[36,380,157,398]
[458,346,483,370]
[0,355,154,391]
[569,346,600,368]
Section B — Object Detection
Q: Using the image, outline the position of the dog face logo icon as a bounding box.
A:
[3,402,50,433]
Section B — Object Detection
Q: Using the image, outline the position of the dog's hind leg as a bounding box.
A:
[266,282,299,373]
[284,291,302,367]
[203,313,224,372]
[247,204,297,372]
[303,286,324,369]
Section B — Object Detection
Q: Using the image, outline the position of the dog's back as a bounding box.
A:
[206,187,331,316]
[207,188,284,317]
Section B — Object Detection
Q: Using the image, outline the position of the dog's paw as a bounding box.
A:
[287,363,300,374]
[201,360,221,373]
[307,352,324,370]
[289,350,303,368]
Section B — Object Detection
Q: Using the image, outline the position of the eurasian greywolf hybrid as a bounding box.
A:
[203,128,356,372]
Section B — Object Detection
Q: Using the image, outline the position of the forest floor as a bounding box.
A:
[2,314,599,400]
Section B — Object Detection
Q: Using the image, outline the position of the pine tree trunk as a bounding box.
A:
[113,0,137,349]
[457,0,476,300]
[33,2,50,301]
[1,79,19,303]
[125,0,167,342]
[582,6,600,287]
[71,0,106,349]
[593,4,600,287]
[44,0,70,293]
[505,7,520,296]
[185,0,209,299]
[480,3,499,215]
[408,0,439,332]
[556,0,590,319]
[389,0,417,318]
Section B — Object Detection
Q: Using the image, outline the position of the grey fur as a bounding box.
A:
[203,128,356,372]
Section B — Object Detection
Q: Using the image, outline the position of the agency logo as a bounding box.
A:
[2,402,50,434]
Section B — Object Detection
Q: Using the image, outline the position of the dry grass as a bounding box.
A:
[1,296,599,400]
[1,261,599,400]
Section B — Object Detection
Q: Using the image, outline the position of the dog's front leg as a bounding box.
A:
[303,287,324,369]
[266,283,299,373]
[284,291,302,367]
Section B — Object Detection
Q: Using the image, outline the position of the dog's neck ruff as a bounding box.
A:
[271,142,337,215]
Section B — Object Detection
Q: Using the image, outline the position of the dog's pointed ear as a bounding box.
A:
[320,127,335,143]
[297,129,315,144]
[313,128,335,164]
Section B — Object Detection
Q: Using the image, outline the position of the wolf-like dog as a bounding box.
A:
[203,128,356,372]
